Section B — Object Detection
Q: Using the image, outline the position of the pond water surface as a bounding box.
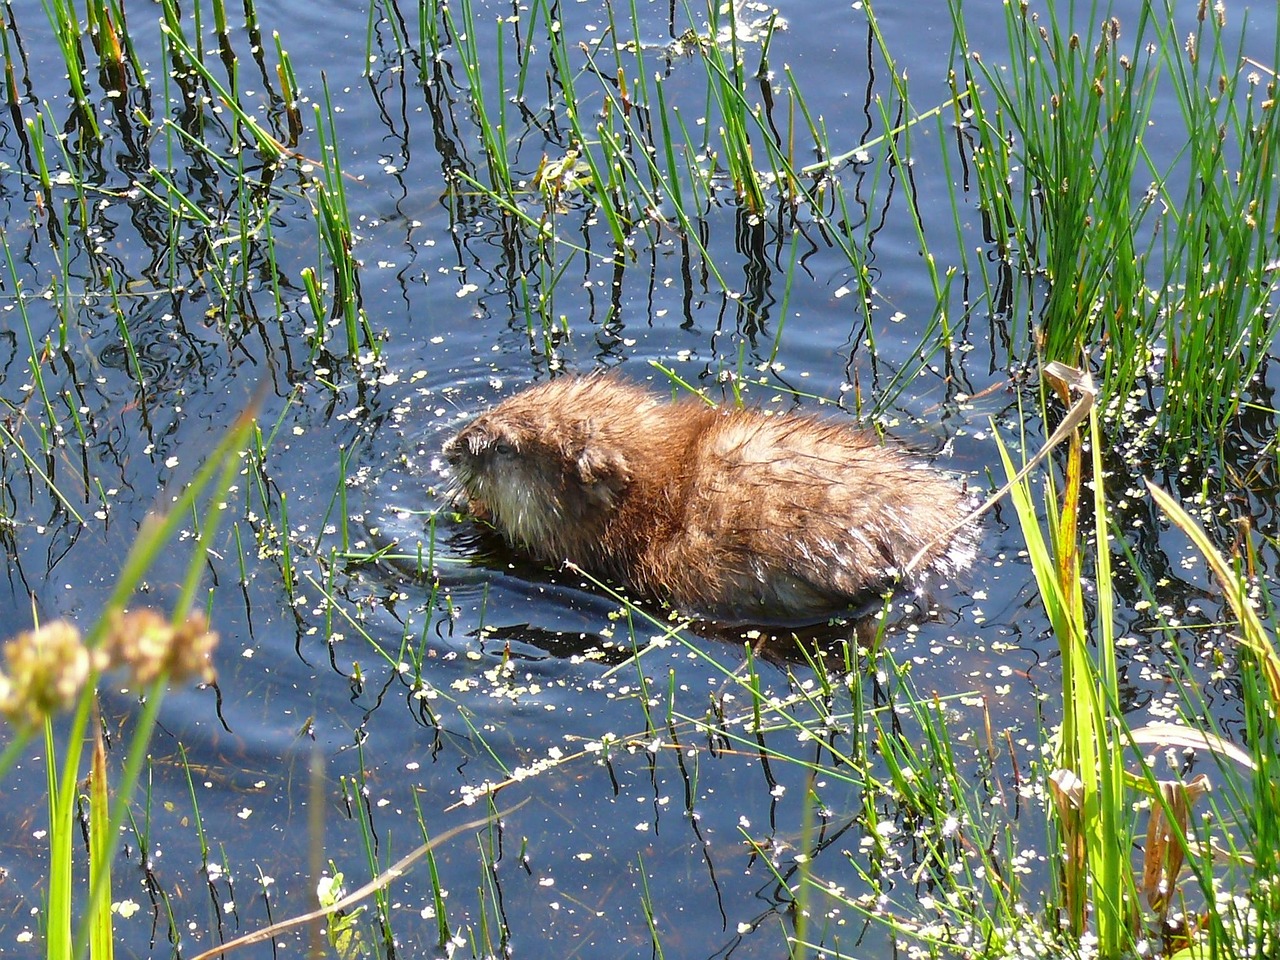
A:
[1,0,1278,957]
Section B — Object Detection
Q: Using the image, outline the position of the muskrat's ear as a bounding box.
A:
[577,450,630,506]
[576,446,629,483]
[571,440,631,507]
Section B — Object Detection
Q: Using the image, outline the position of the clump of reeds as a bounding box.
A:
[951,0,1280,465]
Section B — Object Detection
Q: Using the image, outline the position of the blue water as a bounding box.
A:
[0,0,1276,956]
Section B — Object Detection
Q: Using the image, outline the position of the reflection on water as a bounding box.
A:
[0,0,1276,956]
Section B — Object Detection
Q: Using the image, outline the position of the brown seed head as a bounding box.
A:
[0,621,105,729]
[104,609,219,687]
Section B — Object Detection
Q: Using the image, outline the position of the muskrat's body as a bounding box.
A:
[443,376,976,623]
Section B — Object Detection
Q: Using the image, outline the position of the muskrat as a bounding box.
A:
[443,375,977,623]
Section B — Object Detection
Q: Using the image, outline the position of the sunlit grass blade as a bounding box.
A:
[994,388,1137,953]
[87,721,114,960]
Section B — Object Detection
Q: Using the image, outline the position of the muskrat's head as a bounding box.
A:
[442,381,634,553]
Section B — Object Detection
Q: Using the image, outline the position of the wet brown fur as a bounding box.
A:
[443,376,976,623]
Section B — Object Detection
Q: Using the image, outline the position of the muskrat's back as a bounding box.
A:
[444,375,975,623]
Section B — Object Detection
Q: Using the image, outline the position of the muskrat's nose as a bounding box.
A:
[442,433,462,465]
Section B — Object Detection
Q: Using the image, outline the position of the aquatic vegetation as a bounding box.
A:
[1,0,1278,958]
[951,0,1280,463]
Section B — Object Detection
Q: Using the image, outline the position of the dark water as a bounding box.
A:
[1,0,1277,957]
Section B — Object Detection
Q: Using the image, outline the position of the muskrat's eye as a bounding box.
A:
[492,440,516,457]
